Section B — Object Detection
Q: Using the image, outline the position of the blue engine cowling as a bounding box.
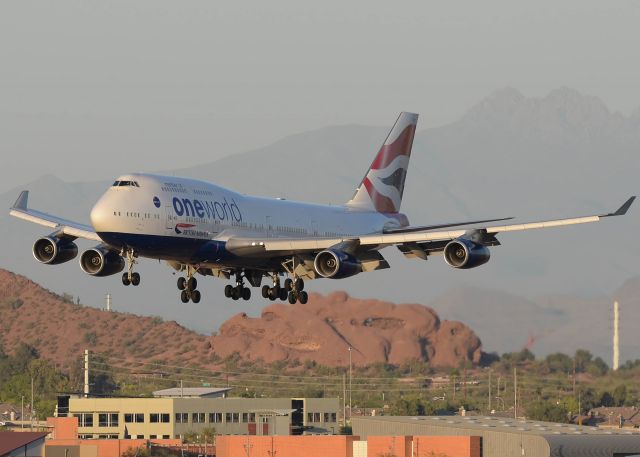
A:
[32,237,78,265]
[79,247,125,277]
[314,250,362,279]
[443,238,490,269]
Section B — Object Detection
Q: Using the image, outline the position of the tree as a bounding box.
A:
[613,385,627,407]
[574,349,593,373]
[526,400,569,423]
[544,353,573,373]
[122,446,149,457]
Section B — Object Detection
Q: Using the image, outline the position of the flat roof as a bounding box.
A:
[353,415,640,437]
[153,387,232,398]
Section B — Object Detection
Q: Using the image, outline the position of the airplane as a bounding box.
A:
[9,112,635,305]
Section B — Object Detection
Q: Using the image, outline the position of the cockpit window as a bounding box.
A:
[113,180,140,187]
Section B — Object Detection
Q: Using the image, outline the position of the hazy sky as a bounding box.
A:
[1,1,639,192]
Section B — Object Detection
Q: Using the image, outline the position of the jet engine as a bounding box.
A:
[80,247,125,277]
[314,250,362,279]
[443,238,490,269]
[32,237,78,265]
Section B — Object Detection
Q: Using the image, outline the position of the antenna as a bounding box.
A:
[613,301,620,371]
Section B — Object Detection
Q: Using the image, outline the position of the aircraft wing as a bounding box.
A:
[225,197,635,256]
[9,191,102,241]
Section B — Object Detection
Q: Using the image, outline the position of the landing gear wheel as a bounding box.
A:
[279,288,288,301]
[232,286,241,301]
[122,273,131,286]
[242,288,251,301]
[298,291,308,304]
[284,278,293,292]
[131,272,141,286]
[224,285,233,298]
[191,290,201,303]
[187,277,197,292]
[180,290,189,303]
[295,278,305,291]
[262,285,270,298]
[288,291,297,304]
[177,277,186,290]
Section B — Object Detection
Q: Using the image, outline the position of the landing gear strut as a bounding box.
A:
[177,266,201,303]
[224,271,251,301]
[281,258,308,304]
[121,248,140,287]
[261,274,289,302]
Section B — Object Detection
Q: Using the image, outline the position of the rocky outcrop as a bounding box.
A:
[211,291,482,367]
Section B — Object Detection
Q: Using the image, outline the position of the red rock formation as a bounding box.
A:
[211,291,482,367]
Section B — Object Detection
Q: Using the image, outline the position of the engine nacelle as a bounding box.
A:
[32,237,78,265]
[314,250,362,279]
[80,247,125,277]
[443,238,490,269]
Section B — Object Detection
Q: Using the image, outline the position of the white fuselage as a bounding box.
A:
[89,173,406,265]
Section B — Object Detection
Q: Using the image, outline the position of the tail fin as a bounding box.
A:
[347,112,418,213]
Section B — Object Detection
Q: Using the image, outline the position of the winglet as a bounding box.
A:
[12,191,29,210]
[601,196,635,217]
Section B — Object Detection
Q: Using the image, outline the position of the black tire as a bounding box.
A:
[288,291,297,304]
[261,285,270,298]
[224,284,233,298]
[192,290,201,303]
[187,277,197,292]
[284,278,293,292]
[279,288,288,301]
[299,291,308,304]
[131,272,140,286]
[180,290,189,303]
[242,287,251,301]
[268,287,277,301]
[177,277,186,290]
[295,278,304,291]
[232,286,241,300]
[122,273,131,286]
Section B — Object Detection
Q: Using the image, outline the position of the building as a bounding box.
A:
[352,415,640,457]
[0,431,47,457]
[152,387,231,399]
[56,393,339,439]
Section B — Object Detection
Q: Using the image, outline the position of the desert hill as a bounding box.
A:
[0,269,482,369]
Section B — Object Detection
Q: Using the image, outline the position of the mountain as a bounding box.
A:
[0,87,638,361]
[0,269,482,369]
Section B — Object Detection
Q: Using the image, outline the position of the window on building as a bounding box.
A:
[192,413,205,423]
[225,412,239,423]
[124,413,144,423]
[136,435,145,439]
[242,413,256,423]
[78,434,94,439]
[175,413,188,424]
[98,413,118,427]
[323,413,336,423]
[209,413,222,423]
[163,435,170,439]
[135,413,144,423]
[150,413,159,423]
[149,435,157,439]
[307,412,321,423]
[75,413,94,427]
[161,413,170,423]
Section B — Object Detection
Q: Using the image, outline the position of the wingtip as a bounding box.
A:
[12,190,29,210]
[602,196,635,217]
[615,196,636,216]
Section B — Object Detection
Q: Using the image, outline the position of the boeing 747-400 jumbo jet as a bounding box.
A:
[9,113,635,304]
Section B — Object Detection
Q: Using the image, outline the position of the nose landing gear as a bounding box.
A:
[121,249,140,286]
[177,266,201,303]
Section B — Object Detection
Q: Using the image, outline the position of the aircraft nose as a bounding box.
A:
[90,197,111,232]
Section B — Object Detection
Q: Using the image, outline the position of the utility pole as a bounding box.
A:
[21,396,24,429]
[488,370,492,413]
[105,293,112,312]
[31,376,34,430]
[463,366,467,401]
[613,301,620,370]
[513,368,517,419]
[452,375,456,401]
[348,347,352,420]
[84,349,90,398]
[342,373,346,427]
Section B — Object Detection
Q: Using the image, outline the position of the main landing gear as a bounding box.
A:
[177,266,201,303]
[224,272,251,301]
[121,248,140,287]
[261,276,307,304]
